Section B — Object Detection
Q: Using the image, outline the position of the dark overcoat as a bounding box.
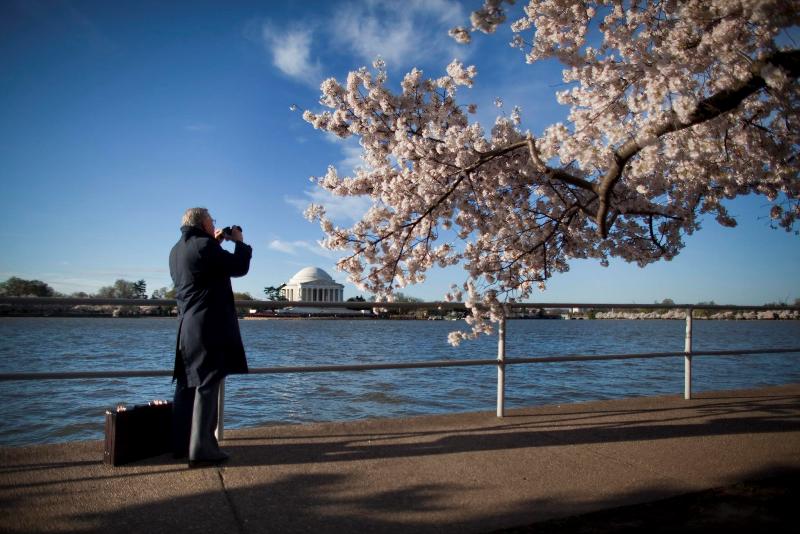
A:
[169,225,252,387]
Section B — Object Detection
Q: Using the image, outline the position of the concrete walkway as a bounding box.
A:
[2,384,799,533]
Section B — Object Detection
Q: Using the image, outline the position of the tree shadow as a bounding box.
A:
[489,467,800,534]
[61,464,800,534]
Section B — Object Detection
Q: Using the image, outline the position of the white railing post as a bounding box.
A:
[215,377,225,441]
[684,308,693,400]
[497,311,507,418]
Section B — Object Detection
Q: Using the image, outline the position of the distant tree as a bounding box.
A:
[263,284,287,301]
[95,279,140,299]
[649,297,677,315]
[233,292,254,300]
[0,277,56,297]
[345,295,366,311]
[151,287,177,299]
[70,291,90,298]
[132,279,148,299]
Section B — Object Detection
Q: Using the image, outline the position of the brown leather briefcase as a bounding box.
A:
[104,400,172,466]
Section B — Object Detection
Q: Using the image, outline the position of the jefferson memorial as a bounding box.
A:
[280,266,344,303]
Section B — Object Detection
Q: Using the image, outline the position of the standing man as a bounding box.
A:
[170,207,252,467]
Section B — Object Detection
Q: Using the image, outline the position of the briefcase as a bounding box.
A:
[104,400,172,466]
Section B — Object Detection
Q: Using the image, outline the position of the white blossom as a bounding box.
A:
[303,204,325,222]
[448,26,471,44]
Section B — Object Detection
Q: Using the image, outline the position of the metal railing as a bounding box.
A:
[1,297,799,440]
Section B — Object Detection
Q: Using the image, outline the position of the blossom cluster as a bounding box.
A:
[302,0,799,345]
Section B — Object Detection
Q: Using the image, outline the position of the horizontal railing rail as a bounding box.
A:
[0,348,798,382]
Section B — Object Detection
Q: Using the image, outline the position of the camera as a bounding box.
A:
[221,225,242,236]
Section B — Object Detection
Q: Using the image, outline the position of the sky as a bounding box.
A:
[0,0,797,306]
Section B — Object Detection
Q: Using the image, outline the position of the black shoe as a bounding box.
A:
[188,452,229,468]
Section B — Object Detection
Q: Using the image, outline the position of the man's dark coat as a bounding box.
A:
[169,225,252,387]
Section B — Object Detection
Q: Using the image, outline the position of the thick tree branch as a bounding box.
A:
[525,135,597,192]
[596,48,800,237]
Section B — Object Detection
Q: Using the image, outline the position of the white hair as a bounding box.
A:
[181,207,210,228]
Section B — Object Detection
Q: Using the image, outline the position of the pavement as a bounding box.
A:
[1,383,799,533]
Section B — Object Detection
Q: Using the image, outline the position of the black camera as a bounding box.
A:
[221,225,242,236]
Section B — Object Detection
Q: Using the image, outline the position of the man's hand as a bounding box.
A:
[229,226,243,243]
[214,229,225,242]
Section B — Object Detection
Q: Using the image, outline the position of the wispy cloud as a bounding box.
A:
[330,0,468,68]
[284,134,373,224]
[267,239,337,259]
[339,144,364,172]
[262,24,322,86]
[323,133,365,173]
[257,0,468,85]
[284,188,373,224]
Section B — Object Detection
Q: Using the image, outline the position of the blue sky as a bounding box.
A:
[0,0,797,305]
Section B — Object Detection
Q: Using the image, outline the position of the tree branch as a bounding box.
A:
[596,48,800,237]
[526,135,597,192]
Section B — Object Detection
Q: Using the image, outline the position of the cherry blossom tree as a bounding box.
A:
[301,0,799,344]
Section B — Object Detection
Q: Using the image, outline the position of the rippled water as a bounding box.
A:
[0,317,798,446]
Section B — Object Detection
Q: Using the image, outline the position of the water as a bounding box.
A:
[0,317,798,446]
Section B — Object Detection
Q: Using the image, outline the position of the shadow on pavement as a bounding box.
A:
[66,464,800,534]
[491,468,800,534]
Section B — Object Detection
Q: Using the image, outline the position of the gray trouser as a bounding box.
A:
[173,375,223,460]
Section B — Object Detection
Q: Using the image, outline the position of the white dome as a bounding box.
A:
[288,266,335,285]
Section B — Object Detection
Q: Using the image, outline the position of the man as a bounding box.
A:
[169,207,252,467]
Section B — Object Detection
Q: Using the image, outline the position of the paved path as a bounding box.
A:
[2,384,799,533]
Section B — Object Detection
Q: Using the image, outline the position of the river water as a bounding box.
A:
[0,317,798,446]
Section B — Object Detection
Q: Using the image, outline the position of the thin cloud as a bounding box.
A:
[284,188,373,224]
[330,0,468,68]
[339,144,364,173]
[262,24,322,86]
[286,136,374,224]
[323,133,366,173]
[267,239,337,259]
